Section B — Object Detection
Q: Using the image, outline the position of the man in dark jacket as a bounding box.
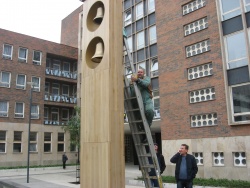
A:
[149,143,166,187]
[170,144,198,188]
[62,153,68,169]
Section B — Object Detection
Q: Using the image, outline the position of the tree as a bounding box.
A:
[62,106,80,163]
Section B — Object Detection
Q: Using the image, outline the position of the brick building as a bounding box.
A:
[0,0,250,181]
[0,28,78,167]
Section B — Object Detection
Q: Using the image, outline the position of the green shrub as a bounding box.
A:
[137,176,250,187]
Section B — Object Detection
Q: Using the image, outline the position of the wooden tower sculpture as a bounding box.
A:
[80,0,124,187]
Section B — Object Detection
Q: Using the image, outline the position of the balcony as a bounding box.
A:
[44,94,77,104]
[44,120,68,126]
[45,68,77,80]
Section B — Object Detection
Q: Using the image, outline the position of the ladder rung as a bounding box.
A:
[132,131,145,135]
[141,164,155,168]
[128,120,143,124]
[135,143,149,146]
[138,154,151,157]
[124,96,137,100]
[126,108,140,112]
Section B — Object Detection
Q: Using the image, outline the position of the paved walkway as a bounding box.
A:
[0,164,223,188]
[0,164,144,188]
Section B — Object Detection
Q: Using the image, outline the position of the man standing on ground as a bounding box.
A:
[62,153,68,169]
[170,144,198,188]
[149,143,166,187]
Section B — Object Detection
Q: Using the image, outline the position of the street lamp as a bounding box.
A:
[26,82,36,183]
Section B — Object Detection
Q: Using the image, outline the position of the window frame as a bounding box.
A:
[33,50,42,65]
[14,102,24,118]
[136,31,145,50]
[31,104,39,119]
[224,31,248,70]
[31,76,40,92]
[3,44,13,60]
[29,132,38,152]
[16,74,26,90]
[0,101,9,117]
[230,82,250,123]
[57,132,65,152]
[124,9,132,26]
[135,2,144,20]
[44,132,52,153]
[0,131,6,153]
[18,47,28,63]
[149,25,157,45]
[148,0,155,13]
[13,131,22,153]
[0,71,11,88]
[150,58,158,78]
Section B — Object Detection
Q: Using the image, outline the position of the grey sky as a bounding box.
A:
[0,0,83,43]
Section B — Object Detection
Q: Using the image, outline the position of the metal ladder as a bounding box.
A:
[123,30,163,188]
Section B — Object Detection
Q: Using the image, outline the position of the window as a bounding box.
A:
[33,50,42,65]
[127,36,133,52]
[62,109,69,121]
[0,131,6,153]
[44,107,48,124]
[57,133,64,152]
[183,0,206,15]
[136,2,143,20]
[29,132,37,152]
[225,31,247,69]
[44,132,52,152]
[184,17,208,36]
[191,113,217,127]
[233,152,246,166]
[186,40,210,57]
[245,0,250,12]
[193,152,203,165]
[62,85,69,96]
[52,108,59,125]
[31,104,39,119]
[63,62,70,72]
[31,76,40,92]
[0,72,11,88]
[18,47,28,63]
[148,0,155,13]
[137,61,146,74]
[0,101,8,117]
[137,31,145,50]
[52,83,59,96]
[53,63,60,76]
[189,87,215,103]
[213,152,224,166]
[3,44,13,60]
[45,82,50,95]
[153,90,160,118]
[149,25,157,44]
[232,83,250,122]
[124,10,132,26]
[16,74,26,89]
[220,0,241,21]
[188,63,213,80]
[150,59,158,77]
[15,102,24,118]
[13,131,22,153]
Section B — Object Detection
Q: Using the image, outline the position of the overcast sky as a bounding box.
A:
[0,0,83,43]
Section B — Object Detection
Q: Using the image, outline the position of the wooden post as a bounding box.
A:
[80,0,124,188]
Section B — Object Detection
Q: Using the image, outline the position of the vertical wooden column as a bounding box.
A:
[80,0,124,188]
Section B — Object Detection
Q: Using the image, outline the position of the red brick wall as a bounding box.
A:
[155,0,250,140]
[0,28,77,124]
[61,5,83,48]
